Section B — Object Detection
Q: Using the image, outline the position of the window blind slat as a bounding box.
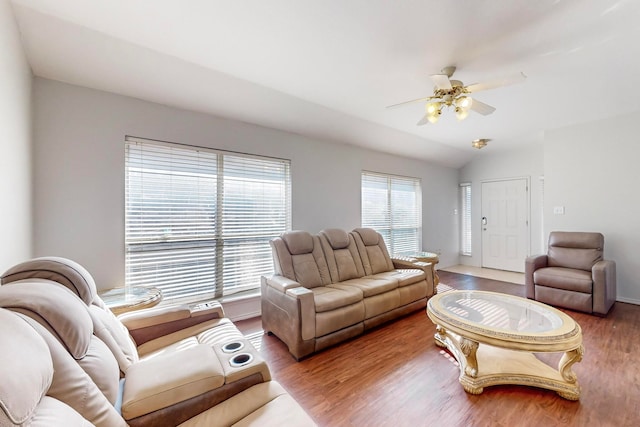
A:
[460,183,472,256]
[361,172,421,256]
[125,137,291,300]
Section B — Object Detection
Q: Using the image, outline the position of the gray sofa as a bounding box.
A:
[261,228,436,360]
[525,231,616,315]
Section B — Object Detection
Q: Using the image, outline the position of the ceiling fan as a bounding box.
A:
[387,66,526,125]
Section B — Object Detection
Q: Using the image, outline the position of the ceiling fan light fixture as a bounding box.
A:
[472,138,490,149]
[426,102,442,123]
[455,96,472,110]
[455,107,469,121]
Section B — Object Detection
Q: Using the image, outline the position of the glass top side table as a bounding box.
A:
[99,286,163,315]
[399,251,440,286]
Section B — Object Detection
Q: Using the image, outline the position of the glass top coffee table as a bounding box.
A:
[427,290,583,400]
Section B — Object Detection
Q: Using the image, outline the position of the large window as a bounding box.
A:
[460,183,472,256]
[125,136,291,301]
[361,171,421,255]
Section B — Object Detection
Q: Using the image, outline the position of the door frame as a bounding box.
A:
[480,176,531,271]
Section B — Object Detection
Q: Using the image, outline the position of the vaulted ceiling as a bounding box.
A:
[10,0,640,168]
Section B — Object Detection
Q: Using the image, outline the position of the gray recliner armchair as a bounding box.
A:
[525,231,616,315]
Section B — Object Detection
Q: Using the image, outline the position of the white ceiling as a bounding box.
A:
[10,0,640,168]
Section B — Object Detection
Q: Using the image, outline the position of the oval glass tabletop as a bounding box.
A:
[428,290,581,346]
[438,290,563,333]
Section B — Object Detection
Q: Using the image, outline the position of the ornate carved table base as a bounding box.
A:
[435,325,583,400]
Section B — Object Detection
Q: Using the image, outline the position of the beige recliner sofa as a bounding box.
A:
[525,231,616,315]
[261,228,435,360]
[0,307,96,426]
[0,305,315,427]
[0,258,316,426]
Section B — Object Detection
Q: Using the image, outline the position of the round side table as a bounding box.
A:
[406,251,440,286]
[99,286,163,315]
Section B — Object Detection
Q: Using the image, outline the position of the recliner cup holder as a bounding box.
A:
[222,341,245,353]
[229,353,253,368]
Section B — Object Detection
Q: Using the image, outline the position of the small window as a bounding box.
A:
[361,171,422,255]
[125,136,291,301]
[460,183,472,256]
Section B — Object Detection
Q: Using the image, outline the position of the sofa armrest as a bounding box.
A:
[122,344,225,420]
[391,256,425,269]
[391,257,435,295]
[525,254,548,299]
[119,302,225,346]
[261,276,316,358]
[264,275,302,293]
[592,260,616,315]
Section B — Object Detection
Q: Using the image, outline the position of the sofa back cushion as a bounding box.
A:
[0,282,93,359]
[547,231,604,271]
[0,308,123,427]
[1,257,98,306]
[270,231,331,288]
[0,309,53,426]
[352,228,394,275]
[20,315,126,426]
[1,258,140,372]
[319,229,366,283]
[0,282,121,406]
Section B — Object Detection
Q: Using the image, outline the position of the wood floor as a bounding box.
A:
[236,271,640,427]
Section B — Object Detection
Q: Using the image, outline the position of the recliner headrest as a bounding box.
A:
[0,282,93,360]
[548,231,604,250]
[281,231,315,255]
[0,308,53,426]
[353,228,380,246]
[1,257,97,306]
[321,229,350,249]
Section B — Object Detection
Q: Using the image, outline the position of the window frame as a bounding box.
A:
[124,136,291,302]
[361,171,422,256]
[460,182,472,256]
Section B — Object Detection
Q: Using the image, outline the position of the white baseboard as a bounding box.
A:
[616,296,640,306]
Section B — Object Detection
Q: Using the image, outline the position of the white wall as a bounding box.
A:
[545,112,640,304]
[458,142,545,268]
[0,0,32,271]
[33,78,459,291]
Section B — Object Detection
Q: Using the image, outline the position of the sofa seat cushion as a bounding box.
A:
[122,345,225,420]
[310,285,363,313]
[533,267,593,293]
[315,302,365,337]
[339,277,398,297]
[177,381,316,427]
[367,269,425,288]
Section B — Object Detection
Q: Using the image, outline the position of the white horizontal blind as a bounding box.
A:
[460,183,472,256]
[125,137,290,300]
[361,172,421,256]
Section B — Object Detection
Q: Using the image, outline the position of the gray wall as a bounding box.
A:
[545,112,640,304]
[458,142,545,268]
[460,112,640,304]
[0,0,32,271]
[33,78,459,290]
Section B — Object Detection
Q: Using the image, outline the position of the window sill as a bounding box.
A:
[157,288,261,322]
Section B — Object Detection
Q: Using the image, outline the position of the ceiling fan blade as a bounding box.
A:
[465,72,527,93]
[386,96,431,109]
[429,73,453,90]
[469,98,496,115]
[416,114,430,126]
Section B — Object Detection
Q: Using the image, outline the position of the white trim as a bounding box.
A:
[615,297,640,306]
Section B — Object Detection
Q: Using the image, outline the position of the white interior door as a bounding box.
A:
[481,179,529,272]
